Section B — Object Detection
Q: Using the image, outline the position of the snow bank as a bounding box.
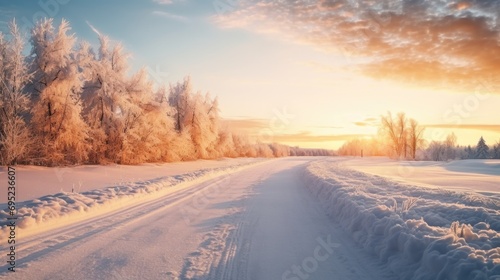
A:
[0,158,263,203]
[0,160,266,242]
[304,160,500,280]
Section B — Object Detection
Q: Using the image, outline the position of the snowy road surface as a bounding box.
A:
[1,158,395,280]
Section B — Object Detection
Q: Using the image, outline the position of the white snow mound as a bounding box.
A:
[304,160,500,280]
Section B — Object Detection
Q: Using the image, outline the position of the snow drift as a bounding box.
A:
[0,160,266,242]
[304,160,500,280]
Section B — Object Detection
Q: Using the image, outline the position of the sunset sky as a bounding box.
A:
[0,0,499,149]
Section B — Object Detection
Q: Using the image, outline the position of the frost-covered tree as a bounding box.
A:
[427,141,446,161]
[190,93,219,158]
[444,133,457,160]
[462,145,474,159]
[270,143,290,157]
[215,126,238,158]
[256,143,274,157]
[0,16,339,166]
[120,68,177,164]
[491,141,500,159]
[0,20,32,165]
[80,36,201,164]
[168,77,220,159]
[118,68,154,163]
[79,36,177,164]
[422,133,460,161]
[148,85,185,162]
[81,35,181,164]
[232,134,257,157]
[80,35,131,163]
[168,76,192,134]
[30,19,89,165]
[475,136,489,159]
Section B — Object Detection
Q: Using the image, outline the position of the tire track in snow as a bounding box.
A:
[181,223,235,279]
[179,170,273,280]
[178,159,395,280]
[210,177,267,280]
[209,190,260,280]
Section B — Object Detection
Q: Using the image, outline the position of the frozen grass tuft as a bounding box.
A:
[388,197,419,217]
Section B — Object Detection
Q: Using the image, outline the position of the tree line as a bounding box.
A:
[338,112,426,160]
[338,112,500,161]
[0,19,333,166]
[426,135,500,161]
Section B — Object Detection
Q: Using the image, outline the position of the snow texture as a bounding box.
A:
[304,159,500,280]
[343,158,500,195]
[0,159,265,242]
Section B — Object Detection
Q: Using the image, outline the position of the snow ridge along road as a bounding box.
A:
[305,158,500,280]
[1,158,395,280]
[0,159,267,243]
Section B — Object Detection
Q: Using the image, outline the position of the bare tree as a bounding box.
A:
[380,112,407,159]
[397,113,408,159]
[380,112,424,160]
[407,118,425,160]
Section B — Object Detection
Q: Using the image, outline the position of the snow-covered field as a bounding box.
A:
[0,158,262,203]
[0,157,498,279]
[341,157,500,195]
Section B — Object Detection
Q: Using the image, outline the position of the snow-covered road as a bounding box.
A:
[1,158,394,280]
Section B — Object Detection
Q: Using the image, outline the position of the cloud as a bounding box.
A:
[310,125,344,129]
[424,124,500,133]
[354,122,369,127]
[223,118,362,143]
[86,21,101,36]
[272,132,370,143]
[222,118,269,132]
[153,0,174,5]
[215,0,500,93]
[153,11,188,22]
[85,21,124,47]
[354,117,379,127]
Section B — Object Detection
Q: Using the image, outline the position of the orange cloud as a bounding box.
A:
[272,132,370,143]
[222,118,269,132]
[424,124,500,133]
[223,118,367,144]
[216,0,500,93]
[354,117,379,127]
[456,2,471,11]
